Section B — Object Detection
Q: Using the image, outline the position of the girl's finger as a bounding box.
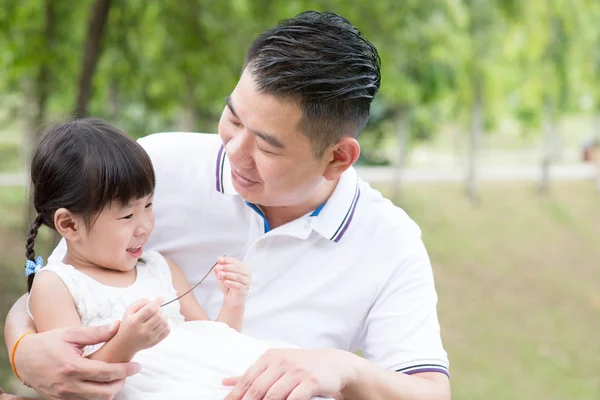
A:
[216,263,250,276]
[225,280,246,289]
[218,271,250,284]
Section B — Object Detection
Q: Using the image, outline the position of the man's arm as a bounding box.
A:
[5,294,138,400]
[222,348,450,400]
[342,355,450,400]
[4,295,35,357]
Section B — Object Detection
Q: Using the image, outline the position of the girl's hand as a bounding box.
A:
[215,256,251,307]
[118,297,170,353]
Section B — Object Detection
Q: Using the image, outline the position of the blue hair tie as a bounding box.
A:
[25,256,44,277]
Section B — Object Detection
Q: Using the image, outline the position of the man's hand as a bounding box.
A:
[223,348,355,400]
[13,322,140,400]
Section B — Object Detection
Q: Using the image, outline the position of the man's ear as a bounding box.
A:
[323,137,361,181]
[54,208,82,241]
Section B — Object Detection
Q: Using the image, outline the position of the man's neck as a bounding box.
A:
[261,179,338,230]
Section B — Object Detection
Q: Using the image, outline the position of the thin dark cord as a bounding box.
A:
[161,259,220,308]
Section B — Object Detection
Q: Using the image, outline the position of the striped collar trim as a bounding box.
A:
[215,145,226,193]
[216,145,361,242]
[215,145,235,195]
[311,167,361,243]
[329,185,360,242]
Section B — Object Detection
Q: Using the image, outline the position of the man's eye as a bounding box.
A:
[258,147,275,155]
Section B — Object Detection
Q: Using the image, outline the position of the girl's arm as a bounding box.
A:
[29,272,130,362]
[30,272,168,364]
[165,258,210,321]
[213,257,250,332]
[166,257,250,331]
[29,272,83,333]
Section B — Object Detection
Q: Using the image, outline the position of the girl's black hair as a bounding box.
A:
[26,118,155,291]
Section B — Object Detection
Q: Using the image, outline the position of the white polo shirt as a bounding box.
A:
[141,131,449,376]
[50,132,449,376]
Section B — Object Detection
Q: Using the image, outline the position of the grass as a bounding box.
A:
[385,181,600,400]
[0,181,599,398]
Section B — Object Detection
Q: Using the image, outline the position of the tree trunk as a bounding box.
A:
[539,99,555,194]
[466,81,483,204]
[181,74,198,131]
[392,109,409,202]
[23,0,56,225]
[73,0,112,118]
[107,78,119,121]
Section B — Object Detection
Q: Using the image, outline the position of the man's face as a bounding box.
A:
[218,70,331,207]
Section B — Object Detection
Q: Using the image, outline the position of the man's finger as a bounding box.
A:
[74,378,127,400]
[224,359,269,400]
[287,382,316,400]
[222,376,241,387]
[64,322,120,347]
[238,368,285,400]
[263,373,301,400]
[76,358,140,382]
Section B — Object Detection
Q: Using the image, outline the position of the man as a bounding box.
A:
[4,11,450,400]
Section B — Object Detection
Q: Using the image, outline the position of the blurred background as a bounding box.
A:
[0,0,599,398]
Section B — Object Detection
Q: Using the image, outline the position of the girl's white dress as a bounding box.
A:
[35,251,331,400]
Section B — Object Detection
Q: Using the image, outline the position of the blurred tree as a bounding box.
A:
[326,0,462,199]
[73,0,112,118]
[458,0,521,203]
[518,0,590,194]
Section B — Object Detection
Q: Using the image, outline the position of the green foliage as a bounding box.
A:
[0,0,598,145]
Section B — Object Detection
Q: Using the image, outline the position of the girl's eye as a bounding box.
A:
[230,119,243,128]
[145,202,153,208]
[121,214,133,220]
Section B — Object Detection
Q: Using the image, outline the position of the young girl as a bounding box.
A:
[25,119,330,400]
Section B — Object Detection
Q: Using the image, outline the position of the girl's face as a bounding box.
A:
[74,194,155,272]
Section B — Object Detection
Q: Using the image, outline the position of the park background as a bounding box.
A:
[0,0,599,398]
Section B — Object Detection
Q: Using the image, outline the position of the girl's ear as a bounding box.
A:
[54,208,83,241]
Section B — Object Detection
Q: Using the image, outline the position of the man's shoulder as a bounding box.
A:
[137,132,221,172]
[137,133,222,191]
[137,132,221,158]
[355,180,422,242]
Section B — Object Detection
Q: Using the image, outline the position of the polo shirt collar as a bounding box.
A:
[310,166,360,242]
[215,145,236,195]
[215,145,360,242]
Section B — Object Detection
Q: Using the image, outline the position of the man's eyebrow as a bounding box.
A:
[224,96,285,150]
[253,130,285,149]
[225,96,238,118]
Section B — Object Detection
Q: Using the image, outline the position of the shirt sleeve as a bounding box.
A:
[360,237,449,377]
